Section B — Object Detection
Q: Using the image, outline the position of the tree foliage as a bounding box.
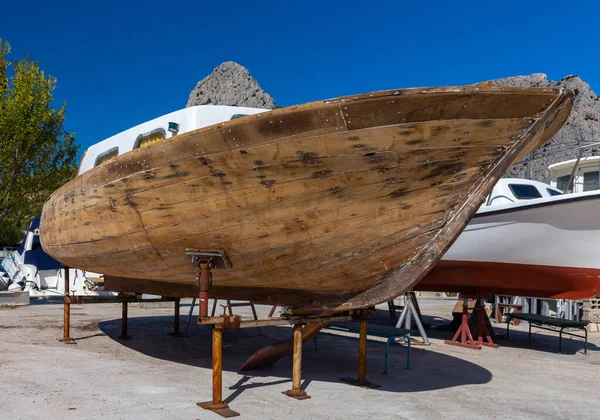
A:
[0,39,78,246]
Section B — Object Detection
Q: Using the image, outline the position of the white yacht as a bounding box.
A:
[418,178,600,299]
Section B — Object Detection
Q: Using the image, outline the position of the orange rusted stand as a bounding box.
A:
[198,262,211,320]
[283,324,311,400]
[445,296,498,349]
[472,298,499,348]
[197,326,239,418]
[58,267,75,344]
[340,310,381,388]
[445,297,481,349]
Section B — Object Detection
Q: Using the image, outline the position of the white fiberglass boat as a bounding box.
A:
[418,178,600,299]
[1,216,115,299]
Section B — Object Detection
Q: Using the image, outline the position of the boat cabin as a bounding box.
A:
[78,105,268,175]
[482,178,562,207]
[548,156,600,194]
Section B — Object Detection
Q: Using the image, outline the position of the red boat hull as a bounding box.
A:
[418,260,600,299]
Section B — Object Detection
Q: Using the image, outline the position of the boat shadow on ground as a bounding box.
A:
[97,315,493,399]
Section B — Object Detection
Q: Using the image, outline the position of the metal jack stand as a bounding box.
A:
[340,309,381,389]
[200,310,357,414]
[471,297,498,348]
[188,249,239,418]
[187,250,361,416]
[197,325,239,418]
[282,323,311,400]
[58,267,76,344]
[168,298,186,337]
[445,297,480,350]
[395,291,430,345]
[185,297,197,333]
[57,280,178,343]
[445,296,498,350]
[119,300,131,340]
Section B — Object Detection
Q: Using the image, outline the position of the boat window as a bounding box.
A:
[134,128,166,149]
[556,175,572,193]
[94,147,119,167]
[508,184,542,200]
[230,114,249,120]
[583,171,600,192]
[546,188,562,196]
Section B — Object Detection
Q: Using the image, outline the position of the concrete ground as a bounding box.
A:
[0,299,598,420]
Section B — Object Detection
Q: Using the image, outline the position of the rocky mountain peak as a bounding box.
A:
[490,73,600,182]
[186,61,276,109]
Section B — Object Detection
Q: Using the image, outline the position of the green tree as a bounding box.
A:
[0,39,78,246]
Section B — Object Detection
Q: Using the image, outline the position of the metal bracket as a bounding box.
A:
[185,249,231,270]
[223,314,242,329]
[186,249,230,321]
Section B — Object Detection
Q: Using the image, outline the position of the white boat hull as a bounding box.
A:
[419,190,600,298]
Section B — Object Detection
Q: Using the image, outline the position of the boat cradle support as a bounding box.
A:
[445,295,498,350]
[57,267,181,343]
[339,309,381,389]
[196,307,361,417]
[57,267,75,344]
[187,248,382,417]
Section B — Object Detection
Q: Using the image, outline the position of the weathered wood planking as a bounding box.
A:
[45,117,528,220]
[41,86,573,309]
[44,150,494,245]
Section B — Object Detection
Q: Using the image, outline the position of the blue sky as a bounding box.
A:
[2,0,599,155]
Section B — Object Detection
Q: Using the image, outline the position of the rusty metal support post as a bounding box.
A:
[119,301,130,340]
[283,323,311,400]
[292,324,303,391]
[197,327,239,418]
[198,263,211,320]
[340,310,380,388]
[168,297,185,337]
[58,267,75,344]
[212,328,223,404]
[174,298,180,333]
[357,316,368,382]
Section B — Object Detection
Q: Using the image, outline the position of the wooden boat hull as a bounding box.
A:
[40,86,573,310]
[418,191,600,299]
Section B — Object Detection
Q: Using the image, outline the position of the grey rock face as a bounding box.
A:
[186,61,276,109]
[489,73,600,183]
